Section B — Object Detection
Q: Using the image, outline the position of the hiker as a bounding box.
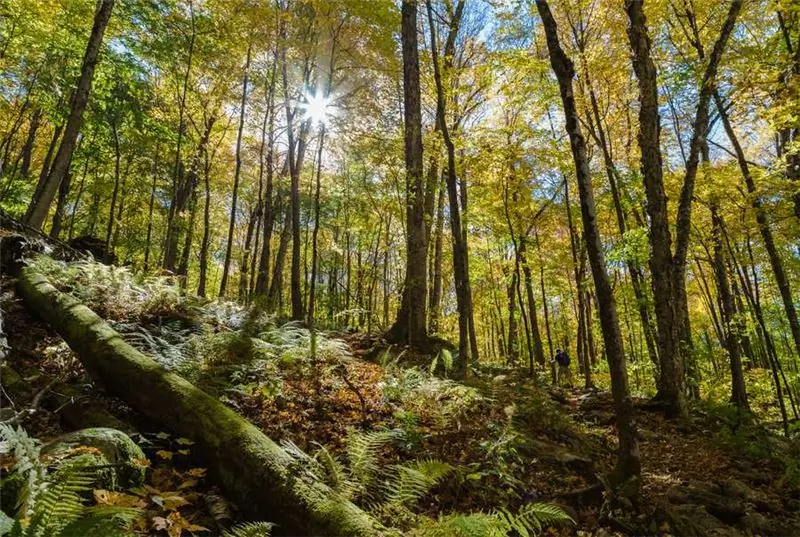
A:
[552,348,572,387]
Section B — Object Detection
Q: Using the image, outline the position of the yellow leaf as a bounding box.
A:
[156,450,174,460]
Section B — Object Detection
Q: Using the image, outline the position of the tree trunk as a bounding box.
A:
[18,108,41,180]
[710,202,749,409]
[255,52,279,296]
[163,2,195,271]
[386,0,429,350]
[198,153,212,297]
[143,147,160,272]
[25,0,115,229]
[538,0,640,492]
[428,174,445,333]
[220,44,252,298]
[520,238,546,366]
[714,91,800,367]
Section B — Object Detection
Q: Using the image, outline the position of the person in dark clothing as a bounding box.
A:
[552,348,572,387]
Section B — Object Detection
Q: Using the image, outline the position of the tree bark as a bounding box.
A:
[386,0,429,350]
[624,0,740,418]
[710,202,749,409]
[538,0,640,491]
[25,0,115,229]
[220,44,252,298]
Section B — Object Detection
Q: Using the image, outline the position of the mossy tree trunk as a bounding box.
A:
[17,268,387,537]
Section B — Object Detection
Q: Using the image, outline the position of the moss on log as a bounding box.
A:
[17,268,388,536]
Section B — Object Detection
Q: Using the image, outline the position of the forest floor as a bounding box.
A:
[2,266,800,536]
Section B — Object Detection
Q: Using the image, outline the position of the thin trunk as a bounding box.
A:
[711,203,749,409]
[308,126,326,325]
[163,1,195,271]
[25,2,114,228]
[715,91,800,366]
[144,147,160,272]
[520,238,546,365]
[198,152,212,297]
[426,0,469,370]
[429,172,445,333]
[220,43,252,298]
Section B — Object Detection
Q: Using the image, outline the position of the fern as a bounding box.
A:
[385,459,453,507]
[411,503,573,537]
[387,459,453,506]
[0,426,138,537]
[313,443,348,494]
[346,429,403,499]
[223,521,275,537]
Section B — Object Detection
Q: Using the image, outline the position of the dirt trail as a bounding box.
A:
[557,389,800,536]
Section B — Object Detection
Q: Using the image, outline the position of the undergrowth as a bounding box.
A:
[23,257,576,535]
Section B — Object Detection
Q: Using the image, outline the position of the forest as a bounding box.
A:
[0,0,799,535]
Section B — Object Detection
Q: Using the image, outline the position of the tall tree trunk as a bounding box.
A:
[710,202,749,409]
[625,0,740,418]
[144,147,160,272]
[714,91,800,366]
[163,1,195,271]
[538,0,640,491]
[506,268,519,365]
[220,44,252,298]
[255,53,279,296]
[308,126,326,325]
[426,0,470,372]
[428,175,445,333]
[198,152,213,297]
[520,238,546,366]
[25,0,115,229]
[18,108,40,180]
[386,0,429,349]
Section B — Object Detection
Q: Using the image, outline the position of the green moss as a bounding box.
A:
[41,428,147,490]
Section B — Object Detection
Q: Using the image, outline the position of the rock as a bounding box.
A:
[742,512,799,536]
[720,478,752,500]
[667,483,745,523]
[658,503,744,537]
[42,427,146,490]
[67,236,115,264]
[720,477,781,514]
[526,438,594,478]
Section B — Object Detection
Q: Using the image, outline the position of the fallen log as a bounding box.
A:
[17,268,387,536]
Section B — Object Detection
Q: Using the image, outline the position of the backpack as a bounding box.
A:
[557,351,570,367]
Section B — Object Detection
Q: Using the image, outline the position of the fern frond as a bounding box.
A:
[511,502,574,532]
[223,521,275,537]
[312,443,348,494]
[412,512,506,537]
[346,429,402,495]
[385,460,453,507]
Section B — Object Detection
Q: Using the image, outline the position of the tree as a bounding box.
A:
[386,0,428,350]
[624,0,741,418]
[537,0,640,492]
[24,0,115,230]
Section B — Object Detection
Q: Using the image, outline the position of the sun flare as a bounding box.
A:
[300,91,333,127]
